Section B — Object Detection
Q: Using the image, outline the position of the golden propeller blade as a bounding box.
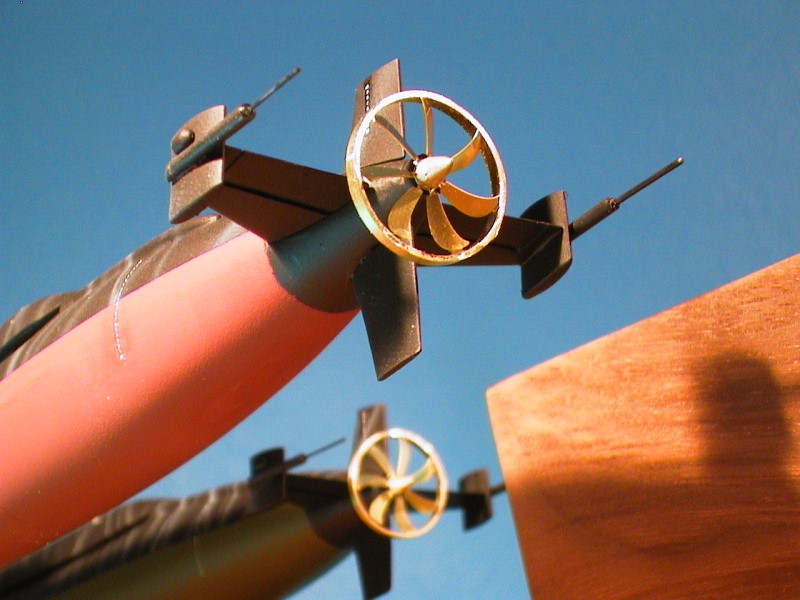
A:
[440,180,499,218]
[404,489,438,515]
[357,473,390,491]
[394,496,415,532]
[375,114,418,159]
[410,457,437,486]
[426,193,469,252]
[367,444,395,478]
[449,130,483,172]
[369,491,393,524]
[422,97,434,157]
[361,165,416,180]
[387,186,423,243]
[396,438,412,477]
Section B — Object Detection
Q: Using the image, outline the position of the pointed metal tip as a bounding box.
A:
[569,156,685,240]
[306,436,347,459]
[250,66,303,111]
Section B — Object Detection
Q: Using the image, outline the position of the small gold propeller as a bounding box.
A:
[346,91,507,265]
[347,428,449,539]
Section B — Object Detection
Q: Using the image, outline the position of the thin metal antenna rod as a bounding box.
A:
[569,157,684,241]
[249,437,346,486]
[251,66,302,111]
[283,436,347,470]
[166,67,302,183]
[305,437,347,460]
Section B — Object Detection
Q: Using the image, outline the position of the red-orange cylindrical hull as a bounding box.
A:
[0,231,357,566]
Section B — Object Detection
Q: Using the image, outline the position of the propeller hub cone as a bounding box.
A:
[414,155,452,191]
[388,475,414,492]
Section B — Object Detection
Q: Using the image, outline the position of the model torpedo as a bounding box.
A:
[0,405,503,599]
[0,59,682,567]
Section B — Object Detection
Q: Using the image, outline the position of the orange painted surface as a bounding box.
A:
[0,231,357,566]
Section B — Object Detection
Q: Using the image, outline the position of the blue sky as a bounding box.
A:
[1,2,798,598]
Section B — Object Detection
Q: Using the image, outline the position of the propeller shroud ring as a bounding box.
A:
[346,90,508,266]
[347,427,449,539]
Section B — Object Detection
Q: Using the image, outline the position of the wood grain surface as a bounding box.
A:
[487,254,800,599]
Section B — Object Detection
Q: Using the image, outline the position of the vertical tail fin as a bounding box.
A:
[352,404,392,598]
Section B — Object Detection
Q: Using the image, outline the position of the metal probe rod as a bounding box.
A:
[251,66,302,110]
[569,156,684,241]
[249,437,346,486]
[165,67,302,183]
[282,436,347,471]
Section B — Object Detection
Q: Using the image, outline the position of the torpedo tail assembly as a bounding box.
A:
[0,58,681,568]
[0,405,501,599]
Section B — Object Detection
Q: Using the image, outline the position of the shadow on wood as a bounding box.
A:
[487,254,800,599]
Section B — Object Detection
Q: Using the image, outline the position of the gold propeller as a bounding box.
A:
[347,428,449,539]
[346,90,507,265]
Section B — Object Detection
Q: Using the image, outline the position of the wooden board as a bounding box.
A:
[487,254,800,599]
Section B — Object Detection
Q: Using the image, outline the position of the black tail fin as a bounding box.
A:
[458,469,494,530]
[352,404,392,598]
[352,404,388,451]
[353,246,421,381]
[353,532,392,599]
[447,469,507,530]
[518,191,573,299]
[350,59,422,381]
